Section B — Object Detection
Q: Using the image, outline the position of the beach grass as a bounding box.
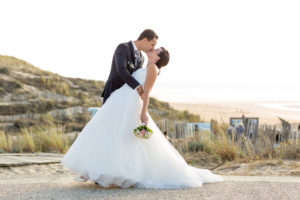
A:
[172,121,300,164]
[0,120,299,163]
[0,124,73,154]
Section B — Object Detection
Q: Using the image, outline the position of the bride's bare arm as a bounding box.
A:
[140,64,159,122]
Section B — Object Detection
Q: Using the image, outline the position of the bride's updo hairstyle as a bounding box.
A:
[156,47,170,69]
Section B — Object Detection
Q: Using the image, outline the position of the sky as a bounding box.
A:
[1,0,299,103]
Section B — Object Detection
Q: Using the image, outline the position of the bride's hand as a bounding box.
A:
[140,112,148,125]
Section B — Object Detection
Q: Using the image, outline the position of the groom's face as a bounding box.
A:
[142,38,157,53]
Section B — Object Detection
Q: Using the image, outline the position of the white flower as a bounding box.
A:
[128,61,135,69]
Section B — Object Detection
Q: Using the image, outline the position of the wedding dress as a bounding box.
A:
[61,67,224,189]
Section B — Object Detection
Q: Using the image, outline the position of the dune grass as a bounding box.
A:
[0,131,13,153]
[0,124,74,154]
[171,121,300,164]
[0,120,299,163]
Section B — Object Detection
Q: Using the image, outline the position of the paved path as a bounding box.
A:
[1,153,300,200]
[0,175,300,200]
[0,153,63,167]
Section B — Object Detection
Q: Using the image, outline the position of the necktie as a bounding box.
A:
[134,50,142,66]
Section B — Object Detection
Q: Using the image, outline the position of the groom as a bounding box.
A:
[74,29,158,183]
[101,29,158,104]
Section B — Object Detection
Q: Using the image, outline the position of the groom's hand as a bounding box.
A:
[137,86,144,99]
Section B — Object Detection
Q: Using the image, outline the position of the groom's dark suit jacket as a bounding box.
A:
[101,41,144,104]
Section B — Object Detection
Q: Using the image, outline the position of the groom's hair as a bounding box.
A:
[137,29,158,41]
[156,47,170,68]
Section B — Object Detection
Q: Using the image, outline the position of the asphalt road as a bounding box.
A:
[1,175,300,200]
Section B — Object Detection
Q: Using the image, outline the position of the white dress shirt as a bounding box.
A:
[132,40,139,54]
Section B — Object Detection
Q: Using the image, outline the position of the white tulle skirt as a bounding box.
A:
[61,84,224,189]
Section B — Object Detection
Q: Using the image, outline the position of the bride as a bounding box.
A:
[61,48,224,189]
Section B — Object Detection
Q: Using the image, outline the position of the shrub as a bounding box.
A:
[0,67,10,75]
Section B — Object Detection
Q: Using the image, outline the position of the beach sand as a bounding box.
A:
[169,101,300,125]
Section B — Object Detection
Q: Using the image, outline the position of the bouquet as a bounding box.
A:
[134,122,153,139]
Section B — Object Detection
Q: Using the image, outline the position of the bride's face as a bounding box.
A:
[147,48,162,56]
[147,48,162,63]
[153,48,162,55]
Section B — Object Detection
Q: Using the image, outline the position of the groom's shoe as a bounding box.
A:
[74,176,88,182]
